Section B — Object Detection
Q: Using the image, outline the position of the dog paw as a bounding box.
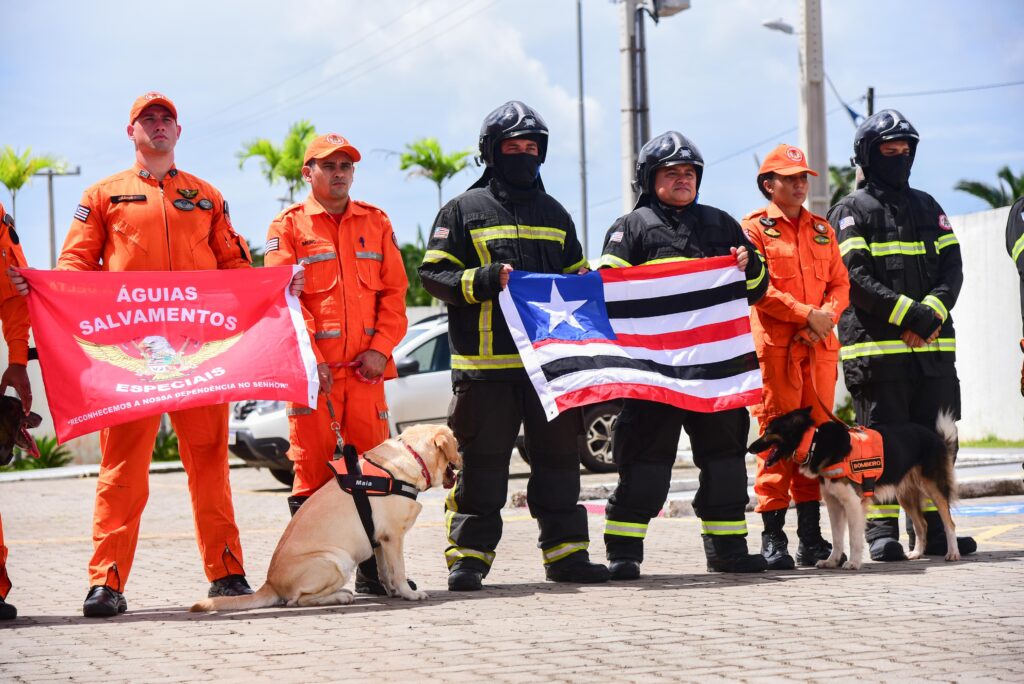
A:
[401,589,429,601]
[907,550,923,560]
[946,551,961,562]
[841,560,861,571]
[816,559,838,569]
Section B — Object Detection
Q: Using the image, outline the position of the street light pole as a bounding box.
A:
[619,0,641,214]
[576,0,589,254]
[34,165,81,268]
[799,0,829,216]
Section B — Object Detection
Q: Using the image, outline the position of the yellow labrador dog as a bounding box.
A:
[191,424,461,612]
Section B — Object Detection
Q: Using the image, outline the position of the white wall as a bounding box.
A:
[953,206,1024,440]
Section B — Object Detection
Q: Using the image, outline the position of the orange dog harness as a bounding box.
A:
[794,426,884,497]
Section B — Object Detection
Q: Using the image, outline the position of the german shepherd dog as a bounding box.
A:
[748,408,960,570]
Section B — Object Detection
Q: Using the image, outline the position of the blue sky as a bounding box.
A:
[2,0,1022,267]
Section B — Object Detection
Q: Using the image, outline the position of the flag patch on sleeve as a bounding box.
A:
[74,204,91,222]
[838,216,855,230]
[265,237,280,252]
[609,231,624,243]
[432,227,450,239]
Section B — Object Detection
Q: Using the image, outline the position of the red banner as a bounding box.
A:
[23,267,318,442]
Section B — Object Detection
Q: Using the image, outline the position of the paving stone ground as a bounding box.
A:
[1,467,1022,683]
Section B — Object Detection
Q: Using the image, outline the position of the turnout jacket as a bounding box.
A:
[828,183,961,388]
[418,179,588,382]
[1006,196,1024,337]
[596,200,768,305]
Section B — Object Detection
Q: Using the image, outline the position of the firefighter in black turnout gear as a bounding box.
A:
[418,101,609,591]
[828,109,975,560]
[598,132,769,577]
[1006,196,1024,397]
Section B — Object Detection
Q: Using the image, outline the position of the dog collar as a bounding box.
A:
[793,428,817,465]
[401,441,434,489]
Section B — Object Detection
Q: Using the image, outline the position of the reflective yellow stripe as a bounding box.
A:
[935,234,959,253]
[643,256,695,265]
[563,257,589,273]
[921,498,938,513]
[1012,232,1024,262]
[460,268,479,305]
[542,541,589,564]
[867,504,901,520]
[423,249,466,268]
[596,254,632,269]
[888,294,915,326]
[451,354,524,370]
[871,240,926,257]
[840,236,869,256]
[470,224,566,246]
[605,520,649,539]
[444,547,496,569]
[700,520,748,536]
[840,337,956,360]
[746,259,766,291]
[922,295,948,322]
[480,301,493,356]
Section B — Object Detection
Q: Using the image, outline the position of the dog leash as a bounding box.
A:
[798,337,855,431]
[327,360,381,385]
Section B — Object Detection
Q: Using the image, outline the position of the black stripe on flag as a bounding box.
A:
[605,280,746,319]
[541,351,759,383]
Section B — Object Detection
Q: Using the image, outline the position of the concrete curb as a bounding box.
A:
[0,458,250,483]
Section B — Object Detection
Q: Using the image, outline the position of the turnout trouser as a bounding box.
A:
[444,380,589,574]
[604,400,751,563]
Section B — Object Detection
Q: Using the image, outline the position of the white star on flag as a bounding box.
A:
[531,282,587,333]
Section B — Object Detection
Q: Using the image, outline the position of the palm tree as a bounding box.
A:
[238,121,317,204]
[398,137,474,210]
[828,165,857,207]
[0,146,62,219]
[955,166,1024,209]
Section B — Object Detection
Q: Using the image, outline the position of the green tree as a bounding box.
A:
[248,245,265,268]
[398,137,474,209]
[955,166,1024,209]
[238,120,317,204]
[0,146,62,219]
[401,226,432,306]
[828,165,857,207]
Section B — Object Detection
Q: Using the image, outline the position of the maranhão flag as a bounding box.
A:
[22,266,318,442]
[497,256,762,420]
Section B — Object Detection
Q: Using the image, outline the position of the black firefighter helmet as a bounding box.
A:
[634,131,704,202]
[477,100,549,166]
[852,108,919,170]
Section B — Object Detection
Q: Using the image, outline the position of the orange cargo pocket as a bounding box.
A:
[301,251,340,293]
[356,258,383,291]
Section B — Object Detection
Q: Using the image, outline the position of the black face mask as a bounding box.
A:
[494,152,542,189]
[869,147,913,190]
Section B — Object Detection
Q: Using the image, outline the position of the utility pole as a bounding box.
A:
[576,0,589,254]
[619,0,641,214]
[799,0,828,216]
[34,166,81,268]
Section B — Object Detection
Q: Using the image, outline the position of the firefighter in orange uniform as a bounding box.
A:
[743,144,850,569]
[13,92,269,617]
[264,133,408,595]
[0,200,32,620]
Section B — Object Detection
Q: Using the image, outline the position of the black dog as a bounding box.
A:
[748,408,959,569]
[0,395,42,466]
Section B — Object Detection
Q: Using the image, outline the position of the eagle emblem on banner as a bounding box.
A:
[75,334,243,381]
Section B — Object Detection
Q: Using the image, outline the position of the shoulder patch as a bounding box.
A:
[759,217,776,228]
[265,237,280,253]
[938,214,953,231]
[609,231,624,243]
[813,234,830,245]
[813,223,828,235]
[74,204,91,222]
[432,227,450,240]
[838,216,856,230]
[764,226,782,238]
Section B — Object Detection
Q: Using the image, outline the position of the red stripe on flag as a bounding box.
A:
[599,255,736,283]
[613,317,752,350]
[554,383,762,414]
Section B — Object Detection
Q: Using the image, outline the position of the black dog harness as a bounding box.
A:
[326,444,420,549]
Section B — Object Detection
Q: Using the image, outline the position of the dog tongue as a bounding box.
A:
[19,425,40,458]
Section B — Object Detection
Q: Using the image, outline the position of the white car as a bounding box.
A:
[228,314,619,485]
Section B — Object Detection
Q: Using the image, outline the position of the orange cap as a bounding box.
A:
[304,133,362,164]
[129,92,178,123]
[758,144,818,177]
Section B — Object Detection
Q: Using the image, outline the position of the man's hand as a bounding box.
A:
[316,362,334,394]
[795,327,817,346]
[731,246,749,271]
[901,330,926,348]
[354,350,387,380]
[288,268,305,297]
[8,267,30,297]
[499,263,513,290]
[806,308,834,338]
[0,364,32,412]
[577,266,590,275]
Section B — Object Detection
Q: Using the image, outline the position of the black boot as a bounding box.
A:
[608,559,641,580]
[355,555,417,596]
[703,534,768,573]
[447,560,487,592]
[287,495,308,517]
[82,585,127,618]
[0,596,15,620]
[910,509,977,556]
[866,516,906,562]
[760,509,795,570]
[795,501,841,566]
[545,554,611,583]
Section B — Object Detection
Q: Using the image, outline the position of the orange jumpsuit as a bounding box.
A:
[58,164,252,589]
[265,196,407,497]
[743,204,850,512]
[0,201,29,600]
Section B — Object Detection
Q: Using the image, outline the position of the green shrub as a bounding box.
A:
[152,428,180,462]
